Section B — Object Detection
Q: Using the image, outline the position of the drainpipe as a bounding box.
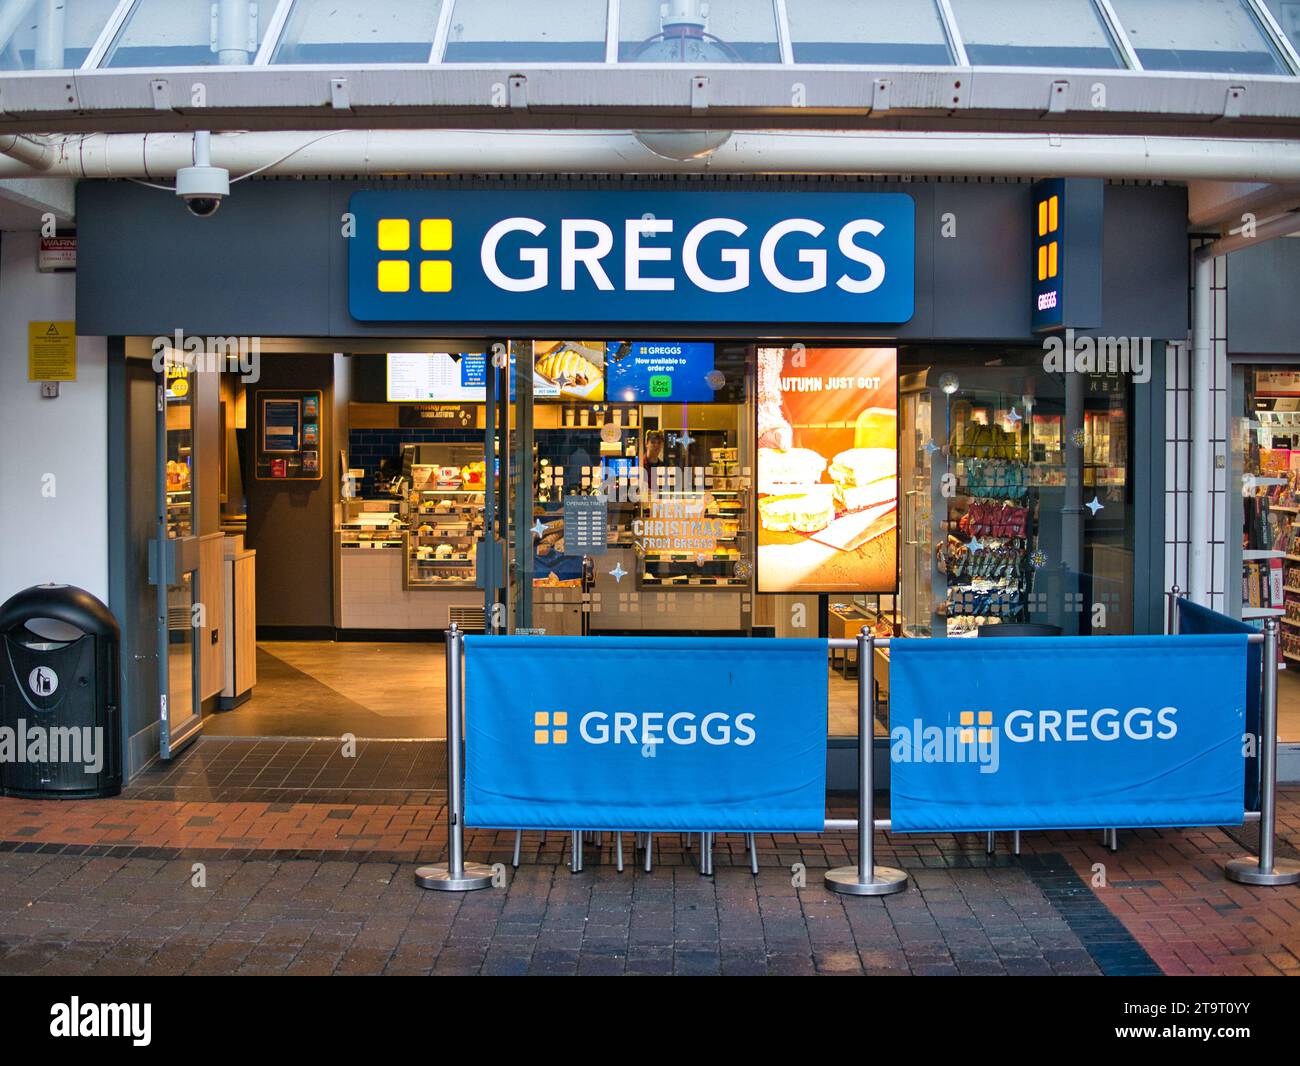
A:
[1189,248,1214,606]
[1188,208,1300,606]
[214,0,255,66]
[33,0,63,70]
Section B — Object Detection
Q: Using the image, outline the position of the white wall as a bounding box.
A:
[0,231,108,603]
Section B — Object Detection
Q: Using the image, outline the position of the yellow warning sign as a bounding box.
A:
[28,321,76,381]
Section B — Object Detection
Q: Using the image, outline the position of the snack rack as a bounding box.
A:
[942,420,1037,637]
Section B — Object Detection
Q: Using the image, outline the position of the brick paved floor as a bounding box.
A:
[0,738,1296,976]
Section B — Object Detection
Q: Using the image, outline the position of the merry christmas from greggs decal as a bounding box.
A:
[757,347,898,594]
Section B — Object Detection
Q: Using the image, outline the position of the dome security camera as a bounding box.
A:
[176,162,229,218]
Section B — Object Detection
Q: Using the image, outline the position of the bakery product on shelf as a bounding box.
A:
[758,486,836,534]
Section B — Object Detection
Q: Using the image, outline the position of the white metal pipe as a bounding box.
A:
[0,132,52,168]
[215,0,254,66]
[33,0,63,70]
[1189,249,1214,606]
[8,130,1300,182]
[1208,209,1300,256]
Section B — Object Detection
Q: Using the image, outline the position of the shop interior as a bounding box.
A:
[1234,363,1300,743]
[145,338,1144,747]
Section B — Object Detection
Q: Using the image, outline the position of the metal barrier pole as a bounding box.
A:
[416,624,494,892]
[826,627,908,897]
[1167,583,1181,636]
[1226,618,1300,885]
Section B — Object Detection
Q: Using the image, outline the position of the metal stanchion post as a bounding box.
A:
[1226,618,1300,885]
[416,624,494,892]
[826,628,908,896]
[1167,584,1181,636]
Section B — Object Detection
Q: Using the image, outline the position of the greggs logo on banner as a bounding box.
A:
[348,190,915,324]
[888,635,1247,832]
[464,636,828,832]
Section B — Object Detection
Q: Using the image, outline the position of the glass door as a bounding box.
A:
[152,363,203,758]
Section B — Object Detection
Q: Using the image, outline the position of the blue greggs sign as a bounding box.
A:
[888,635,1246,832]
[348,189,915,324]
[463,636,828,831]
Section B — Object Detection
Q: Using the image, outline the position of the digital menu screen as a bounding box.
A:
[606,341,716,402]
[386,352,487,402]
[756,347,898,594]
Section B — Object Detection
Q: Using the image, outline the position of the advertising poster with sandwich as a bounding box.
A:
[532,340,605,401]
[757,347,898,594]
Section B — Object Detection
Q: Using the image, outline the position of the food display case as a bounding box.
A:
[403,443,485,590]
[638,447,752,591]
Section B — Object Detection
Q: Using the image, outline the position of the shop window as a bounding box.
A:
[619,0,781,63]
[1108,0,1288,74]
[271,0,445,65]
[103,0,275,67]
[897,348,1134,639]
[0,0,118,70]
[785,0,954,65]
[948,0,1123,68]
[443,0,608,63]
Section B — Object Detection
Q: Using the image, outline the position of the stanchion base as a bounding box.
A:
[414,862,494,892]
[824,865,909,896]
[1224,856,1300,886]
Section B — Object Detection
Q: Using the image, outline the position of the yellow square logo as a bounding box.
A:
[534,729,549,745]
[552,730,567,745]
[421,218,453,251]
[377,260,410,293]
[377,218,410,251]
[421,260,452,293]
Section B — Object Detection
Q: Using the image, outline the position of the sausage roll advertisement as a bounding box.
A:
[756,347,898,594]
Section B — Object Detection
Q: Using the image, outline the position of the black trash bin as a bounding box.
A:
[0,585,122,798]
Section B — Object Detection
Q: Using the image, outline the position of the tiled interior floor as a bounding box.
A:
[207,640,866,738]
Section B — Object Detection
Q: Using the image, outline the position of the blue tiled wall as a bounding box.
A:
[349,427,608,497]
[348,428,480,496]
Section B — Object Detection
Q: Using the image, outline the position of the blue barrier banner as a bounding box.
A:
[889,635,1247,832]
[1176,599,1261,811]
[464,636,828,831]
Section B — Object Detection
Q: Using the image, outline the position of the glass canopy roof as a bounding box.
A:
[0,0,1292,75]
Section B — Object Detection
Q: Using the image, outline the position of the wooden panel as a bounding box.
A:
[198,533,226,701]
[229,553,257,695]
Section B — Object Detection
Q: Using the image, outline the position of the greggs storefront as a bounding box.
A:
[75,175,1186,771]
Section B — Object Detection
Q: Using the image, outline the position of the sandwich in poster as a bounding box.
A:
[532,340,605,401]
[756,347,898,594]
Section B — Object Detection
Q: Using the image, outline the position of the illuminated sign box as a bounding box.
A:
[1031,178,1103,334]
[349,189,915,326]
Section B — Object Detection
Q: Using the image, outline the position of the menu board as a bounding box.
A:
[387,352,487,402]
[756,347,898,594]
[606,341,716,402]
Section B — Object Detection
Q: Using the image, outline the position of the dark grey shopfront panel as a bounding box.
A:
[77,178,1187,342]
[1228,238,1300,355]
[77,180,334,336]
